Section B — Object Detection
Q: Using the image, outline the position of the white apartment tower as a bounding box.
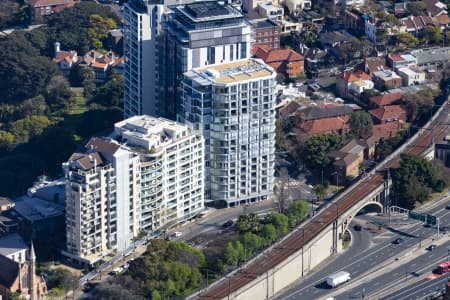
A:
[123,0,164,117]
[181,58,276,207]
[63,116,204,265]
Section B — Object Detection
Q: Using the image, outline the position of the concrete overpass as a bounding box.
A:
[190,100,450,300]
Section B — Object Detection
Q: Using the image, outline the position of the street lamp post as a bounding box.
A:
[386,167,391,225]
[300,228,305,276]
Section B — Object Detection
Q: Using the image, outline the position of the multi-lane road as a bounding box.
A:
[274,195,450,300]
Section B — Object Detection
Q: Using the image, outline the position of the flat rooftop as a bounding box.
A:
[193,59,274,84]
[13,196,65,222]
[0,233,28,257]
[185,1,229,18]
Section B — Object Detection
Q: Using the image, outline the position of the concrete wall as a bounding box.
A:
[227,222,335,300]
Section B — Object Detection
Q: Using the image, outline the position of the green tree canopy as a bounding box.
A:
[303,133,343,174]
[235,213,261,233]
[396,33,419,49]
[350,111,373,139]
[407,1,426,16]
[392,154,447,209]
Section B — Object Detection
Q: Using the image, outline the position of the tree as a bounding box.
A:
[396,33,419,49]
[407,2,426,16]
[287,200,310,226]
[350,111,373,139]
[45,75,73,109]
[423,25,442,45]
[402,87,439,122]
[236,213,261,233]
[303,134,343,175]
[223,242,239,266]
[340,38,361,63]
[392,154,446,209]
[265,213,289,238]
[88,14,117,50]
[261,224,277,245]
[242,232,264,256]
[274,168,290,213]
[313,184,327,202]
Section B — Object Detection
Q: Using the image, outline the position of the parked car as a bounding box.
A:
[427,244,437,251]
[393,238,404,244]
[446,204,450,210]
[166,231,183,241]
[353,224,362,231]
[223,220,234,228]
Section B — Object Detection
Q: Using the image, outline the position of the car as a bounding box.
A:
[393,238,404,244]
[166,231,183,241]
[173,231,182,237]
[353,224,362,231]
[446,204,450,210]
[223,220,234,228]
[427,244,437,251]
[424,223,431,228]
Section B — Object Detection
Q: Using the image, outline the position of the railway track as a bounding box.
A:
[197,102,450,300]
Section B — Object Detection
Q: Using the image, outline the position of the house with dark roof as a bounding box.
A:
[369,105,408,124]
[369,92,404,108]
[253,45,305,78]
[423,0,448,17]
[401,15,436,37]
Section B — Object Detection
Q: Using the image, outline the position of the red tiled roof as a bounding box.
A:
[372,122,402,140]
[254,45,304,63]
[369,92,404,107]
[52,50,77,64]
[369,105,407,122]
[299,116,349,135]
[340,70,370,82]
[389,54,403,62]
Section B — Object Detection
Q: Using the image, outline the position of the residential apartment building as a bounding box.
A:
[123,0,165,117]
[251,19,281,50]
[161,1,252,119]
[63,116,204,265]
[29,0,74,22]
[180,58,276,207]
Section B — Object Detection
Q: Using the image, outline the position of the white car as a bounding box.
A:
[173,231,182,237]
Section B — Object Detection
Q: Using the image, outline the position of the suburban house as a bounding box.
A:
[359,57,389,76]
[319,31,360,60]
[423,0,448,17]
[336,70,373,99]
[400,16,436,37]
[253,45,305,78]
[285,0,312,15]
[371,70,403,90]
[295,105,354,137]
[81,50,122,83]
[369,92,404,108]
[327,139,365,182]
[372,121,404,140]
[52,42,78,76]
[387,53,417,71]
[278,101,303,120]
[299,47,333,78]
[396,67,426,86]
[369,105,408,124]
[29,0,74,22]
[251,19,281,50]
[258,2,284,20]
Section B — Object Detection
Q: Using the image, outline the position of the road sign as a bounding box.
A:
[426,214,437,226]
[408,211,425,222]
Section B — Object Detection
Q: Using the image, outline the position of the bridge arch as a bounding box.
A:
[341,201,384,232]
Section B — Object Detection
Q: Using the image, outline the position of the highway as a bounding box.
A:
[321,197,450,300]
[196,98,450,299]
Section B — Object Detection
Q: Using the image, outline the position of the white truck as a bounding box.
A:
[326,271,351,288]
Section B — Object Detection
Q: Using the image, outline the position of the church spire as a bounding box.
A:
[29,240,37,300]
